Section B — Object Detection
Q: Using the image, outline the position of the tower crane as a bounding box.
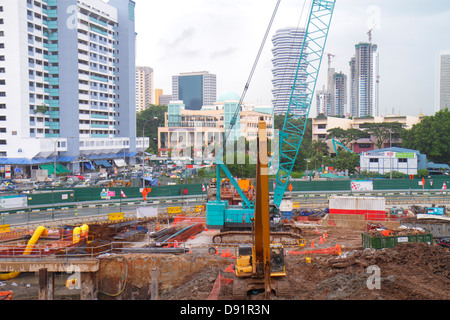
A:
[327,53,336,70]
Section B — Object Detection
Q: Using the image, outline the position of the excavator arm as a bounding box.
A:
[253,119,272,298]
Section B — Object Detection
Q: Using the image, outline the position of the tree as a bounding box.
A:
[417,169,429,178]
[359,122,405,149]
[34,104,49,115]
[136,105,167,153]
[402,108,450,164]
[327,127,367,150]
[310,139,329,158]
[273,114,313,173]
[330,151,360,174]
[197,168,207,178]
[223,153,256,178]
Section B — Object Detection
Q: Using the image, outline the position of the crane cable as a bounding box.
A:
[268,0,311,167]
[224,0,281,145]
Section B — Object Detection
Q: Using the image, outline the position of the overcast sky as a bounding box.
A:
[134,0,450,117]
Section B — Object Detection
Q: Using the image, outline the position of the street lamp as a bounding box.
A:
[389,130,392,180]
[142,116,158,187]
[52,137,73,180]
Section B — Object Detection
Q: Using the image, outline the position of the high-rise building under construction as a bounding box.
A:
[437,51,450,112]
[349,42,380,117]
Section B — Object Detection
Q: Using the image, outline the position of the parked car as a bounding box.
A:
[74,181,91,188]
[437,238,450,249]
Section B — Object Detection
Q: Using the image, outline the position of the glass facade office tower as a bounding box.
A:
[172,71,217,110]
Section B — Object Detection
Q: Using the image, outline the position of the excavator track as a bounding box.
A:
[232,277,291,300]
[213,230,304,246]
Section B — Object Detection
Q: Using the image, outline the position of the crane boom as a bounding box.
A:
[332,138,353,155]
[206,0,336,238]
[273,0,336,207]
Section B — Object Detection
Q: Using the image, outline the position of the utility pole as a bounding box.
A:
[142,117,158,188]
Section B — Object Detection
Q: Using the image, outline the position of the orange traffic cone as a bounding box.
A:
[224,264,234,273]
[315,227,319,234]
[188,248,192,254]
[310,241,315,248]
[319,236,323,244]
[215,247,219,255]
[324,232,328,238]
[336,244,342,256]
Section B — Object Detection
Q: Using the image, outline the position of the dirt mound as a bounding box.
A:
[291,242,450,300]
[162,243,449,300]
[159,258,232,300]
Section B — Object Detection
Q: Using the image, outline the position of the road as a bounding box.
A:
[1,190,448,229]
[1,196,206,229]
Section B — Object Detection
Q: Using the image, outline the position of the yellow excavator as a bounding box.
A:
[233,119,289,300]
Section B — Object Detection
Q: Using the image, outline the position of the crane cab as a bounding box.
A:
[235,244,286,278]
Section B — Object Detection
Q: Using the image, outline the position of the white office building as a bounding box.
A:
[436,50,450,112]
[0,0,146,177]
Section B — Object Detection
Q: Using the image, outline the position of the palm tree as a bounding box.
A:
[310,139,329,158]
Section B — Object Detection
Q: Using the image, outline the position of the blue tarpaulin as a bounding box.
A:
[142,177,159,186]
[94,159,112,168]
[83,162,94,170]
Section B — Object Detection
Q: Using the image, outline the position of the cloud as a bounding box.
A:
[157,28,204,61]
[210,47,238,59]
[159,27,196,49]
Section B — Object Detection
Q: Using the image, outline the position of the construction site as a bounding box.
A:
[0,195,448,301]
[0,0,449,302]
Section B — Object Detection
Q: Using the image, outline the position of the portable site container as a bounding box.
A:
[280,199,293,220]
[329,196,386,221]
[361,232,434,249]
[426,207,445,215]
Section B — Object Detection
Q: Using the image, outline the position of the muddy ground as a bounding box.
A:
[2,226,449,300]
[159,226,449,300]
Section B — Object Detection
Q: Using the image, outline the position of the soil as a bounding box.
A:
[159,226,450,300]
[3,225,449,300]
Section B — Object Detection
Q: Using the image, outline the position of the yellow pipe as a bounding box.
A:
[0,226,48,281]
[81,224,89,238]
[23,226,48,255]
[73,227,81,244]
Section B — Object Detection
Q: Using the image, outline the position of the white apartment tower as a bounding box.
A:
[272,27,308,115]
[135,66,154,112]
[437,51,450,112]
[0,0,145,175]
[349,42,380,117]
